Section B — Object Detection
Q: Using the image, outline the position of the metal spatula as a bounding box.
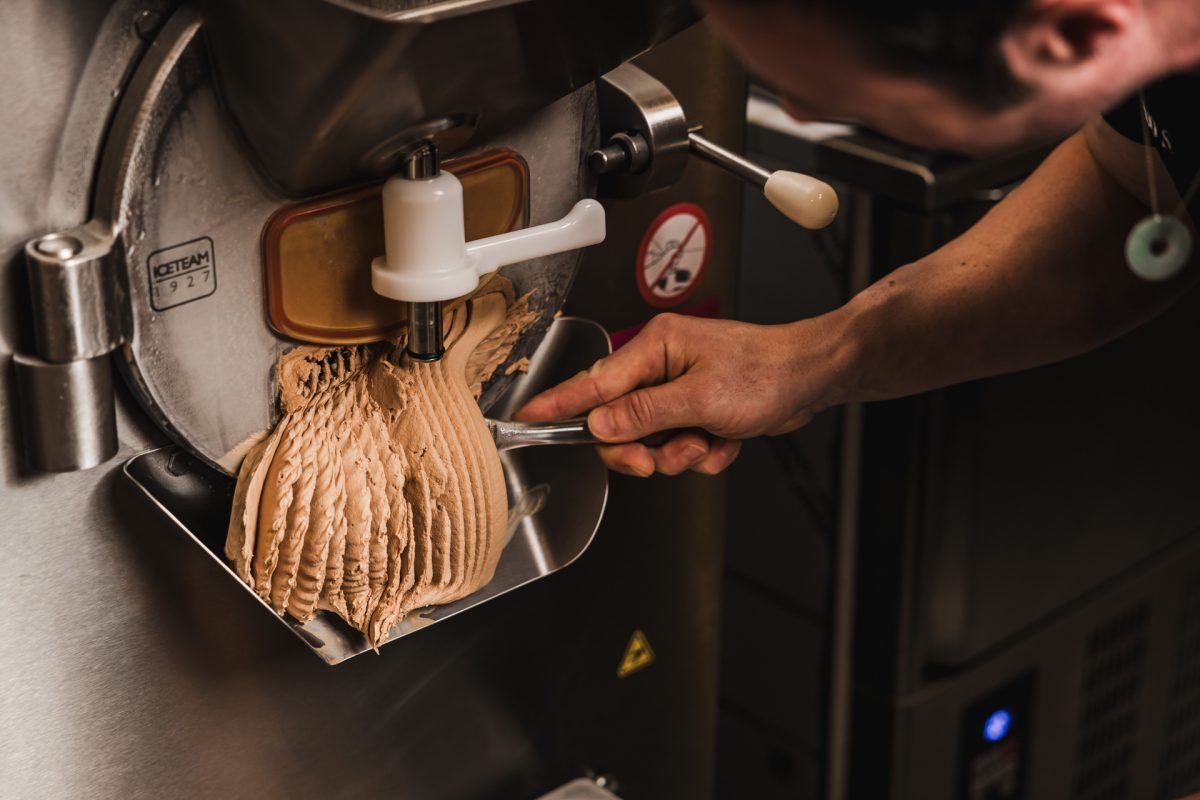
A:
[485,417,680,451]
[486,417,596,451]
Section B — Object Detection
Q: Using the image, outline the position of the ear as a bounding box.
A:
[1002,0,1137,74]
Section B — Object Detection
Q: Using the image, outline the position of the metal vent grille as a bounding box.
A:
[1160,577,1200,799]
[1072,604,1148,800]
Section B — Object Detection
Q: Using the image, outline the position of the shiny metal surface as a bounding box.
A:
[401,143,447,360]
[16,220,125,471]
[406,301,445,360]
[592,63,690,199]
[12,352,118,471]
[590,64,780,199]
[587,144,628,175]
[24,224,125,362]
[403,140,440,180]
[327,0,527,21]
[1,3,726,797]
[688,130,771,189]
[487,416,594,451]
[33,235,84,260]
[588,132,652,177]
[96,7,598,468]
[123,316,610,664]
[6,7,205,473]
[201,0,697,195]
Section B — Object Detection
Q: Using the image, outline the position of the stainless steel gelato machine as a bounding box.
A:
[0,1,753,797]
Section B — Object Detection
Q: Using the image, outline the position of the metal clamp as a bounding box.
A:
[590,63,690,198]
[590,64,839,229]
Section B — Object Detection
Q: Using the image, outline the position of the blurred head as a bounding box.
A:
[701,0,1184,153]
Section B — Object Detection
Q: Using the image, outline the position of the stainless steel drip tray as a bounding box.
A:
[123,316,609,664]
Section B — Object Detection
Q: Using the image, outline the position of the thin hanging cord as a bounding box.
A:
[1173,170,1200,218]
[1138,89,1200,219]
[1138,90,1162,216]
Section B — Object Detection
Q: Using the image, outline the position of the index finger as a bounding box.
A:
[513,330,667,421]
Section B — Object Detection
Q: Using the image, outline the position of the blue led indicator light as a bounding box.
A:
[983,709,1012,743]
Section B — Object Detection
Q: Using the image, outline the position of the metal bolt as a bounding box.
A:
[588,132,651,176]
[166,450,190,477]
[134,9,165,41]
[403,140,440,180]
[588,143,628,175]
[594,774,619,791]
[35,235,83,260]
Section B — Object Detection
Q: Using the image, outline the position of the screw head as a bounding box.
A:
[134,9,165,41]
[588,145,627,175]
[35,235,83,260]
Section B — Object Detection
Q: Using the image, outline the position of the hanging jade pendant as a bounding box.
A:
[1125,214,1193,282]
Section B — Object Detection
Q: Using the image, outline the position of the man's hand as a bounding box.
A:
[514,312,854,477]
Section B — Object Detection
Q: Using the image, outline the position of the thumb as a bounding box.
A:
[587,377,701,442]
[514,322,672,422]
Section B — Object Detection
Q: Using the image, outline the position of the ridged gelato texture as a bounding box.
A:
[225,280,536,647]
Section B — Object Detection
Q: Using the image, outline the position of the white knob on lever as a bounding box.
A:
[763,171,839,230]
[687,131,838,230]
[371,171,606,304]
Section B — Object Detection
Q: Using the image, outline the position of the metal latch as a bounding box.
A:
[13,222,123,471]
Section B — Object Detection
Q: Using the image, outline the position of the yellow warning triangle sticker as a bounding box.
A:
[617,629,655,678]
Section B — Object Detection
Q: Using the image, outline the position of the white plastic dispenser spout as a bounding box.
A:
[371,140,605,361]
[371,147,607,306]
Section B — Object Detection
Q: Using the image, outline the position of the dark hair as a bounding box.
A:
[735,0,1029,108]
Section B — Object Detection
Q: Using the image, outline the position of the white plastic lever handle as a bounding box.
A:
[372,168,606,304]
[467,199,606,276]
[763,171,839,230]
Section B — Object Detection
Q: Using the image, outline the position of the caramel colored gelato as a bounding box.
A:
[226,279,535,647]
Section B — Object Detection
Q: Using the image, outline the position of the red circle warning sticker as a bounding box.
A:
[636,203,712,308]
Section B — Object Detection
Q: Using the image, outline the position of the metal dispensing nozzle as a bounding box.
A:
[370,140,607,361]
[399,142,445,361]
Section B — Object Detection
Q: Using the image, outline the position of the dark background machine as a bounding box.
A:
[720,90,1200,799]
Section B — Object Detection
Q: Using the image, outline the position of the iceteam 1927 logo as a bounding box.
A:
[147,236,217,311]
[636,203,712,308]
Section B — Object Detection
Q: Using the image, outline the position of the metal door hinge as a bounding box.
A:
[14,223,123,471]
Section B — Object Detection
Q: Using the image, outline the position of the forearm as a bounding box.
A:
[821,132,1196,405]
[515,131,1197,479]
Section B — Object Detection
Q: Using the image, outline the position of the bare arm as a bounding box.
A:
[837,127,1195,402]
[517,124,1197,476]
